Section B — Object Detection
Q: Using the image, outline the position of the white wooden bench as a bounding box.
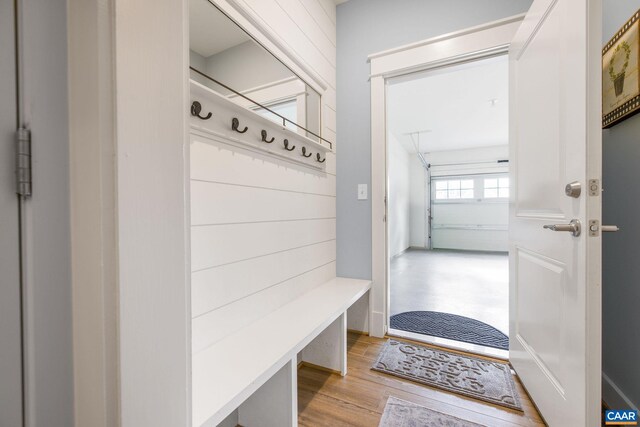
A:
[192,277,371,427]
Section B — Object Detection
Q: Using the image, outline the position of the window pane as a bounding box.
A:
[436,190,448,199]
[435,181,447,190]
[484,178,497,188]
[461,180,474,189]
[448,190,460,199]
[499,177,510,188]
[448,180,460,190]
[484,188,498,198]
[461,189,474,199]
[499,188,510,198]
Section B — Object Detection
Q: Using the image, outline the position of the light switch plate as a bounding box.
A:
[358,184,368,200]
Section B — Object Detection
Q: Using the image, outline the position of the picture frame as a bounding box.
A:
[603,9,640,128]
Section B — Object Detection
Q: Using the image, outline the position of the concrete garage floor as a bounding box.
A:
[390,248,509,336]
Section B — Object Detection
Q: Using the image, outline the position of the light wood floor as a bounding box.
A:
[298,332,546,427]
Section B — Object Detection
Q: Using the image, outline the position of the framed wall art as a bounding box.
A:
[603,9,640,128]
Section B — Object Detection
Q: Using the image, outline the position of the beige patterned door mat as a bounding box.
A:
[379,396,485,426]
[372,340,522,411]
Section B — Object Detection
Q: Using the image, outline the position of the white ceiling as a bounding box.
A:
[190,0,251,58]
[387,55,508,154]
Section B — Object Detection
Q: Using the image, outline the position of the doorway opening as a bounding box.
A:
[386,54,509,358]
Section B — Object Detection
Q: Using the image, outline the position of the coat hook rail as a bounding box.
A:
[190,67,332,149]
[283,139,296,151]
[316,153,326,163]
[191,101,212,120]
[261,130,275,143]
[232,117,248,133]
[301,147,312,158]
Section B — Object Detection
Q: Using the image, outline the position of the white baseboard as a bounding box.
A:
[370,310,386,338]
[390,247,409,259]
[602,372,638,410]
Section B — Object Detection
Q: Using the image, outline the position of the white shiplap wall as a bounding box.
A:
[192,0,337,355]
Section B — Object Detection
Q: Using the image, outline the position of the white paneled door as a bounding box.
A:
[0,0,23,425]
[509,0,601,426]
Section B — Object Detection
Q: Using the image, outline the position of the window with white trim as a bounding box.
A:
[252,99,298,131]
[484,177,510,198]
[432,173,509,202]
[435,179,475,200]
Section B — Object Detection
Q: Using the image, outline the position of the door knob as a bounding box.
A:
[543,219,581,237]
[565,181,581,198]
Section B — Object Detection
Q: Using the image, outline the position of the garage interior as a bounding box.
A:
[386,55,510,355]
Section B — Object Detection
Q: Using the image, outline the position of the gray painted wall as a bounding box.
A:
[602,1,640,408]
[335,0,533,279]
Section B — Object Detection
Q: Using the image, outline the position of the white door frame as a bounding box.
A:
[368,14,525,338]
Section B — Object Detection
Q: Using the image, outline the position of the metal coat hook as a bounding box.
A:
[232,117,248,133]
[316,153,326,163]
[301,147,312,158]
[261,130,275,143]
[190,101,212,120]
[283,139,296,151]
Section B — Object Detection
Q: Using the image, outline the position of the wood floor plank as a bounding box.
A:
[299,389,381,427]
[297,332,546,426]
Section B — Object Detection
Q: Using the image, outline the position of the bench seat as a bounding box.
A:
[192,277,371,426]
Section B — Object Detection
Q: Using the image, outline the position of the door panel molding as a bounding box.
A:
[509,0,602,425]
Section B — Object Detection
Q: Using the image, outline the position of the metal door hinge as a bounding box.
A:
[588,179,599,196]
[16,128,32,197]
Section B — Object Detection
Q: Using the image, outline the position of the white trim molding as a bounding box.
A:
[368,15,524,338]
[368,14,525,79]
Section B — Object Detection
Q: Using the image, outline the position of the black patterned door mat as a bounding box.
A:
[390,311,509,350]
[372,340,522,411]
[379,396,484,427]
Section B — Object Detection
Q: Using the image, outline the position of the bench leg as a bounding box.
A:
[301,312,347,376]
[237,357,297,427]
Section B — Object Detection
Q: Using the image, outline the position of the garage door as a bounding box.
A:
[431,174,508,252]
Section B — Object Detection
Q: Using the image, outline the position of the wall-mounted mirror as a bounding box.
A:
[189,0,322,142]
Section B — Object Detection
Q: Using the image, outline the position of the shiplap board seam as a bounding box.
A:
[192,241,336,316]
[192,216,337,227]
[191,216,336,228]
[273,0,337,66]
[192,261,337,352]
[191,179,337,198]
[298,0,336,47]
[191,219,336,270]
[191,181,335,224]
[192,238,336,272]
[316,0,335,26]
[192,259,336,319]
